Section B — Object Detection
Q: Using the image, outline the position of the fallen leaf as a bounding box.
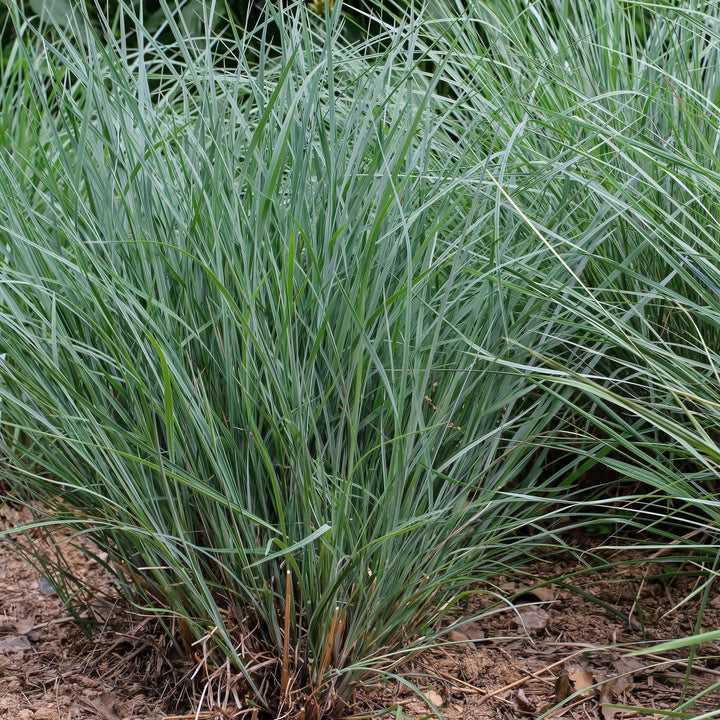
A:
[599,677,618,720]
[426,690,443,707]
[0,635,32,653]
[513,687,536,716]
[516,605,549,633]
[448,628,473,648]
[567,664,594,697]
[462,620,485,640]
[520,585,555,603]
[554,670,572,702]
[82,693,122,720]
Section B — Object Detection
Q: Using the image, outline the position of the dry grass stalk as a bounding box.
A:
[281,570,292,698]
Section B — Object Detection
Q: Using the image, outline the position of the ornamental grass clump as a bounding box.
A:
[1,0,720,717]
[0,4,584,715]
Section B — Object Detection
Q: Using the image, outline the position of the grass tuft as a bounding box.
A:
[0,1,719,716]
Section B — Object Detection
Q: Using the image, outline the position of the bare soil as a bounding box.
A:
[2,503,719,720]
[0,503,176,720]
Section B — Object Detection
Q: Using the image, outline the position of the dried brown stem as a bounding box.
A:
[280,570,292,697]
[319,606,340,683]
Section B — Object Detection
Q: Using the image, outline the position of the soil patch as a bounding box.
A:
[0,503,176,720]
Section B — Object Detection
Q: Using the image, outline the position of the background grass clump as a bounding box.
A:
[1,0,719,717]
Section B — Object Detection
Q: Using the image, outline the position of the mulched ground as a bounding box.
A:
[0,503,180,720]
[2,502,719,720]
[358,548,720,720]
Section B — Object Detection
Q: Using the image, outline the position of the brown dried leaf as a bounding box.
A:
[567,664,594,697]
[426,690,443,708]
[0,635,32,653]
[554,670,572,702]
[521,585,555,603]
[83,693,122,720]
[516,606,549,633]
[513,687,536,716]
[599,677,618,720]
